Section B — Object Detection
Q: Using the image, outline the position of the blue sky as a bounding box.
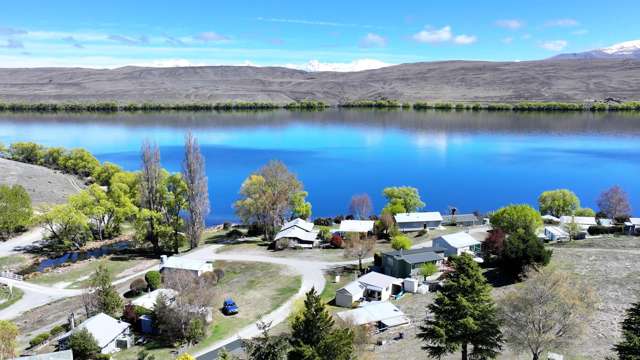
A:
[0,0,638,70]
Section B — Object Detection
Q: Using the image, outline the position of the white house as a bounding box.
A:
[274,218,319,248]
[336,302,410,329]
[160,255,213,277]
[394,212,443,232]
[131,289,178,310]
[559,216,597,231]
[338,220,375,234]
[432,232,481,257]
[60,313,132,354]
[544,226,569,242]
[335,271,403,308]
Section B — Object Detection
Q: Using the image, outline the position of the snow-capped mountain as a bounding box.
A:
[552,40,640,60]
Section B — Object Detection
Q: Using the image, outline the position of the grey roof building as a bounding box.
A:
[381,247,445,278]
[13,350,74,360]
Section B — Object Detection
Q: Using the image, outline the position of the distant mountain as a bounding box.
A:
[0,59,640,103]
[553,40,640,60]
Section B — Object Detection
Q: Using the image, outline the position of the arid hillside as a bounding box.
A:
[0,59,639,104]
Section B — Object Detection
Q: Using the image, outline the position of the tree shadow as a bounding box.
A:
[482,267,517,288]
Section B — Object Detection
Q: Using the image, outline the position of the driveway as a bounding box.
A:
[0,227,45,257]
[0,277,82,320]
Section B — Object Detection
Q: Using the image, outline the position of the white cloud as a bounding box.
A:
[412,26,452,43]
[454,34,477,45]
[495,19,523,30]
[284,59,393,72]
[360,33,387,48]
[571,29,589,36]
[256,17,375,29]
[194,32,229,42]
[522,33,532,40]
[412,26,476,46]
[545,18,579,27]
[1,39,24,49]
[108,34,149,46]
[502,37,513,44]
[540,40,568,51]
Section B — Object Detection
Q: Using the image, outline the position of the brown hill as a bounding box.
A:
[0,59,639,104]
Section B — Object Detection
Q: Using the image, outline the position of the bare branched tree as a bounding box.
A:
[183,132,210,249]
[349,194,373,220]
[344,232,376,274]
[498,267,597,360]
[139,140,163,254]
[597,185,631,220]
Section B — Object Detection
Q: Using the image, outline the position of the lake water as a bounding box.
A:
[1,109,639,224]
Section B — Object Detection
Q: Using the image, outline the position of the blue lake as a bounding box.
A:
[1,109,639,224]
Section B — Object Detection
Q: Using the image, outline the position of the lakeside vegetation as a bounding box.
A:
[0,100,327,113]
[2,99,640,113]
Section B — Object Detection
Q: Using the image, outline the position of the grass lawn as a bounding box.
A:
[27,256,156,289]
[114,261,302,360]
[0,254,28,270]
[0,285,24,311]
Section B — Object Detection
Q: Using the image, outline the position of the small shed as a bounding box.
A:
[335,281,365,308]
[160,255,213,278]
[544,226,569,242]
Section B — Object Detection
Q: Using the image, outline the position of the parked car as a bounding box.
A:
[222,298,239,315]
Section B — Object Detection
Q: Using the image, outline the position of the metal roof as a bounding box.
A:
[336,302,408,326]
[274,226,318,242]
[400,251,445,264]
[357,271,403,291]
[394,212,443,223]
[338,220,374,233]
[435,232,480,248]
[559,216,597,226]
[131,289,178,310]
[336,281,365,296]
[162,256,212,272]
[14,350,74,360]
[64,313,129,349]
[280,218,314,232]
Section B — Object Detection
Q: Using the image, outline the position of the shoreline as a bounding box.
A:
[1,100,640,113]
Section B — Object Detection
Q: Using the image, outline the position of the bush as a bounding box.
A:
[318,228,332,242]
[50,324,66,336]
[391,235,412,250]
[274,238,291,250]
[213,268,225,281]
[130,278,148,294]
[69,328,100,360]
[202,271,218,285]
[8,142,44,164]
[227,229,244,239]
[29,332,50,348]
[313,217,333,226]
[330,234,343,248]
[145,271,161,291]
[588,225,624,235]
[95,355,111,360]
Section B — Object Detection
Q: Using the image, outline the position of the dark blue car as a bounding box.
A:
[222,298,239,315]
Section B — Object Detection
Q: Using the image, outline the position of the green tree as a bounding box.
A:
[290,190,312,220]
[8,142,44,164]
[186,318,205,345]
[613,299,640,359]
[0,320,19,360]
[70,184,133,241]
[234,161,310,241]
[42,147,66,169]
[162,173,188,253]
[419,262,438,281]
[418,254,503,360]
[574,207,596,217]
[243,321,290,360]
[93,162,123,186]
[84,261,123,317]
[382,186,425,215]
[500,229,552,278]
[0,184,32,239]
[68,328,100,360]
[499,267,597,360]
[391,234,412,250]
[216,348,237,360]
[490,204,542,235]
[182,131,210,250]
[538,189,580,217]
[40,204,91,250]
[60,148,100,177]
[289,288,354,360]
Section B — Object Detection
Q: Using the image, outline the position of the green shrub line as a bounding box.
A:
[3,99,640,113]
[0,100,327,113]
